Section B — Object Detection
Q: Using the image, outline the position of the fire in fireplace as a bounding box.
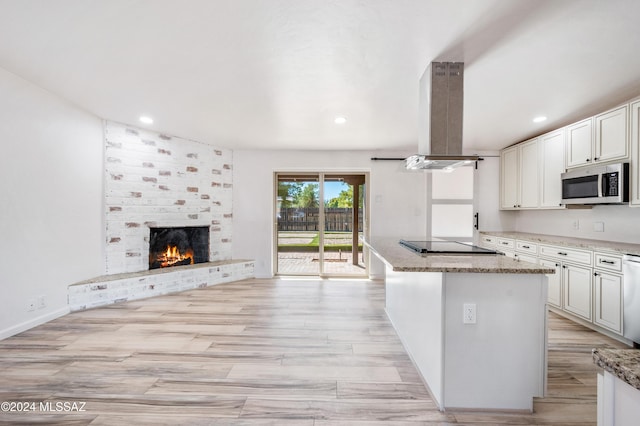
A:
[149,226,209,270]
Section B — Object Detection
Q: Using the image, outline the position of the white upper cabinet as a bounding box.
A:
[500,139,539,209]
[566,105,630,169]
[566,118,593,168]
[594,104,629,163]
[539,129,565,208]
[501,98,635,209]
[631,100,640,206]
[519,138,539,208]
[500,145,520,209]
[500,135,564,211]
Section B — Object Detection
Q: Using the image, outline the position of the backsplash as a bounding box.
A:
[515,205,640,244]
[103,121,232,274]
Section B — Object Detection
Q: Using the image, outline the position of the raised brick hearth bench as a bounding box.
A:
[68,260,254,311]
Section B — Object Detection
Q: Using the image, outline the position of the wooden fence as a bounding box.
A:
[277,208,363,232]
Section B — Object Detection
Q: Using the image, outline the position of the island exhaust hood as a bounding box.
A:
[406,62,479,171]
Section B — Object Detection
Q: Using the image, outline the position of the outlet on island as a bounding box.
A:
[463,303,477,324]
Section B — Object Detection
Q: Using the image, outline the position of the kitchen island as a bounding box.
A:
[365,237,554,412]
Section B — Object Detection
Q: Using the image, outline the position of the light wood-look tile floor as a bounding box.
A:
[0,278,628,425]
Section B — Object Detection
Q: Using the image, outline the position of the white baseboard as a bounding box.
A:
[0,306,70,341]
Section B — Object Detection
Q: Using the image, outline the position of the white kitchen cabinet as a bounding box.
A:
[562,263,593,321]
[496,237,515,251]
[631,100,640,206]
[482,233,627,338]
[593,270,623,334]
[566,118,593,168]
[566,105,630,169]
[519,139,539,208]
[500,145,519,209]
[539,129,566,208]
[540,258,562,308]
[539,244,592,267]
[479,235,497,248]
[500,138,538,209]
[593,251,623,335]
[594,104,629,163]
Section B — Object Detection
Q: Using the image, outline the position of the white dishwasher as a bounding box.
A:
[623,254,640,347]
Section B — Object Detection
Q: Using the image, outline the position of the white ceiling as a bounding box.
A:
[1,0,640,153]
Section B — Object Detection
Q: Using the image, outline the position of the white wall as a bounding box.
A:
[474,156,516,238]
[0,68,104,339]
[232,150,512,277]
[232,150,429,277]
[515,205,640,243]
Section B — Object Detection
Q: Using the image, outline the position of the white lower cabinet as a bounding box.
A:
[483,234,626,338]
[562,263,593,321]
[593,270,623,334]
[540,259,562,308]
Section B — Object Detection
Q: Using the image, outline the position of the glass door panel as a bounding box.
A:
[276,174,320,275]
[322,174,367,276]
[275,172,368,276]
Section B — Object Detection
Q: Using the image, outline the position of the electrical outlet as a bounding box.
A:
[463,303,476,324]
[572,220,579,230]
[37,295,46,309]
[27,299,36,312]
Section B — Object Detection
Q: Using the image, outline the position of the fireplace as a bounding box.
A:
[149,226,210,270]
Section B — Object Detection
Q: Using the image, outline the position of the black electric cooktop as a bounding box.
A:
[399,240,498,255]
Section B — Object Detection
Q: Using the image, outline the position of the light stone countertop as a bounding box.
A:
[593,348,640,391]
[365,237,554,274]
[481,231,640,256]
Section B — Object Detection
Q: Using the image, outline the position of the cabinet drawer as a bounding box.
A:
[594,252,623,272]
[539,244,592,266]
[516,240,538,255]
[480,235,497,247]
[497,238,515,250]
[514,253,538,264]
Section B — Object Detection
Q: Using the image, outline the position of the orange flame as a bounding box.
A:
[155,245,194,267]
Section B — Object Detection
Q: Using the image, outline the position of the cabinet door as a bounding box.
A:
[593,271,623,334]
[631,101,640,206]
[594,105,629,163]
[566,118,593,168]
[539,130,565,208]
[540,259,562,308]
[562,263,592,321]
[500,146,519,209]
[519,139,539,208]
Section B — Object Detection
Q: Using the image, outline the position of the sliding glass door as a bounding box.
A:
[275,172,367,277]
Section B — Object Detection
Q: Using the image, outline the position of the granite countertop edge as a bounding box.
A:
[481,231,640,256]
[364,237,554,274]
[592,348,640,391]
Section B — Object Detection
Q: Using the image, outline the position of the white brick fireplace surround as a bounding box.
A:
[69,121,254,310]
[104,121,233,273]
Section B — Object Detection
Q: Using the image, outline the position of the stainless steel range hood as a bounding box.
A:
[406,62,479,170]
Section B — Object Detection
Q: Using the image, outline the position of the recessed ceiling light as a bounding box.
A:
[139,116,153,124]
[532,116,547,123]
[334,116,347,124]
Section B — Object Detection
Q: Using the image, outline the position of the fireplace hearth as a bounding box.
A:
[149,226,209,270]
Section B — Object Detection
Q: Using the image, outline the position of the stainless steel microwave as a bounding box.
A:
[561,162,629,205]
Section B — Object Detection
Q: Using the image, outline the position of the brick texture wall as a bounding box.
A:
[104,122,232,274]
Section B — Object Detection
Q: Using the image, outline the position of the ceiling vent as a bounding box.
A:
[406,62,478,170]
